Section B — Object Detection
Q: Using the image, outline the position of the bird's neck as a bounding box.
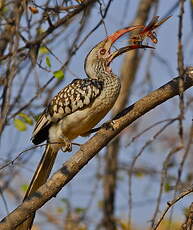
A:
[85,59,118,82]
[95,70,116,81]
[88,64,118,83]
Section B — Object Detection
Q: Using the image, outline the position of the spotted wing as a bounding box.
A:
[32,78,103,144]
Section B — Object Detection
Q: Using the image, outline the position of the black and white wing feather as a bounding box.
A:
[32,79,103,144]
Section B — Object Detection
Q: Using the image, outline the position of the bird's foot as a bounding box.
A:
[61,138,72,152]
[101,120,115,131]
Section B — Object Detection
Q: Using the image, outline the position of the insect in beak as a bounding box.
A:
[129,15,171,45]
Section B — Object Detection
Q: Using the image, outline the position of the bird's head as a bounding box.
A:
[84,26,153,79]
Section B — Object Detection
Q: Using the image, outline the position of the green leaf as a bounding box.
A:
[36,28,45,35]
[56,207,64,213]
[20,184,28,192]
[34,113,41,122]
[75,207,85,214]
[135,171,144,177]
[2,7,8,14]
[183,207,189,217]
[46,56,51,68]
[14,119,27,131]
[97,200,104,209]
[18,113,33,125]
[164,183,171,192]
[61,198,69,204]
[53,70,64,80]
[39,46,48,55]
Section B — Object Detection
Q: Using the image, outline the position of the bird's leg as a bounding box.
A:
[61,136,72,152]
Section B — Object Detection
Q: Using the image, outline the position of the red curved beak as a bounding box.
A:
[107,25,143,43]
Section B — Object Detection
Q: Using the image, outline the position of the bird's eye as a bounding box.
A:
[100,48,106,55]
[152,31,157,36]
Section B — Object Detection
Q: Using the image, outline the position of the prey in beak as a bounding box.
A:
[129,16,171,45]
[101,25,154,65]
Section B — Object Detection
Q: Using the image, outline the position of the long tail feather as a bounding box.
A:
[16,144,58,230]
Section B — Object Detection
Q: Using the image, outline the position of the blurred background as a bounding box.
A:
[1,0,193,229]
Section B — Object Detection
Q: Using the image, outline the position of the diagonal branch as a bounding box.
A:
[0,67,193,230]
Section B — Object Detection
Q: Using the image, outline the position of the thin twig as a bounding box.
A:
[151,146,183,227]
[177,0,185,145]
[0,141,81,171]
[153,185,193,230]
[126,117,179,147]
[128,119,177,224]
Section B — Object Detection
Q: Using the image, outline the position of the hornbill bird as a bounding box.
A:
[17,26,153,230]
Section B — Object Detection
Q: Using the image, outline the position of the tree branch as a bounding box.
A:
[1,67,193,230]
